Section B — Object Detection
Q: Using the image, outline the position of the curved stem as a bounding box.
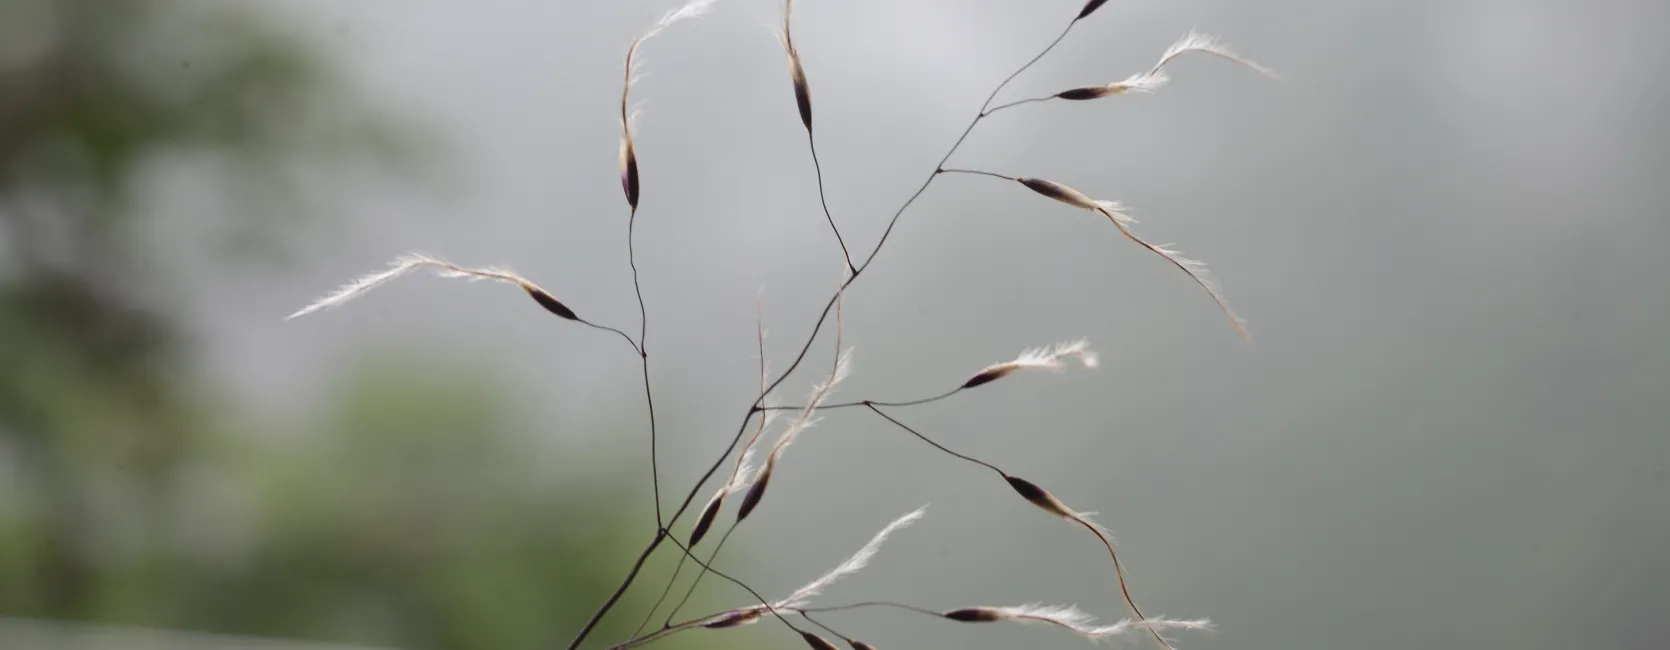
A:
[938,168,1015,182]
[865,404,1008,477]
[577,318,641,357]
[808,132,856,274]
[985,94,1056,115]
[798,600,947,619]
[858,17,1080,275]
[628,208,662,527]
[761,386,966,412]
[663,519,739,627]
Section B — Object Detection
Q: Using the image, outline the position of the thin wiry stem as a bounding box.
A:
[660,534,805,636]
[984,94,1056,114]
[798,612,852,643]
[760,386,967,412]
[578,318,643,357]
[858,16,1080,274]
[809,133,856,274]
[627,209,664,527]
[663,519,741,626]
[577,15,1088,649]
[798,600,948,618]
[865,404,1007,477]
[939,168,1015,182]
[569,529,666,650]
[629,525,687,640]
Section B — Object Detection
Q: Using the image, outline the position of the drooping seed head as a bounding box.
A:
[702,608,764,629]
[1016,177,1100,212]
[1005,475,1077,521]
[943,607,1005,622]
[619,130,640,211]
[523,285,580,321]
[736,460,773,521]
[779,0,813,131]
[964,340,1098,388]
[617,0,717,212]
[800,632,841,650]
[689,491,724,547]
[1077,0,1111,20]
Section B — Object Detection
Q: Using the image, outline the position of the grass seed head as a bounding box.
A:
[800,632,841,650]
[943,607,1005,622]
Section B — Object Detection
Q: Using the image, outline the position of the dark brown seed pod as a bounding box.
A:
[800,632,841,650]
[961,364,1017,389]
[791,62,813,131]
[690,493,724,547]
[736,469,771,521]
[1077,0,1110,20]
[702,608,763,629]
[849,641,879,650]
[619,139,640,211]
[942,607,1004,622]
[524,286,580,321]
[782,0,813,131]
[1057,86,1113,100]
[1005,475,1076,520]
[1016,177,1100,211]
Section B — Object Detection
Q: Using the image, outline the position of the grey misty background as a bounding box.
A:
[5,0,1668,649]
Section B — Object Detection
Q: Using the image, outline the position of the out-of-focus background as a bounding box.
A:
[1,1,1665,649]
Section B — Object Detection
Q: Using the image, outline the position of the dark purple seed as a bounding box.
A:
[943,608,1002,622]
[526,288,579,321]
[1056,86,1108,100]
[800,632,840,650]
[737,473,770,521]
[690,496,723,547]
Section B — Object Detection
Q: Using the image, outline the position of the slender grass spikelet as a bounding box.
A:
[701,608,764,629]
[848,641,878,650]
[1055,30,1275,102]
[963,339,1099,389]
[942,607,1005,622]
[286,253,581,322]
[736,460,773,521]
[619,0,719,212]
[941,603,1212,644]
[779,0,813,132]
[689,493,725,547]
[800,631,841,650]
[1014,175,1248,342]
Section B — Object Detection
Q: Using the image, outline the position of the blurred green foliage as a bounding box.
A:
[0,1,751,648]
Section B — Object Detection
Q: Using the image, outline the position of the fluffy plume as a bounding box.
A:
[944,602,1212,644]
[964,339,1099,389]
[775,506,927,610]
[694,296,778,543]
[620,0,719,210]
[286,253,578,322]
[740,284,853,519]
[1015,176,1246,342]
[1057,29,1275,101]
